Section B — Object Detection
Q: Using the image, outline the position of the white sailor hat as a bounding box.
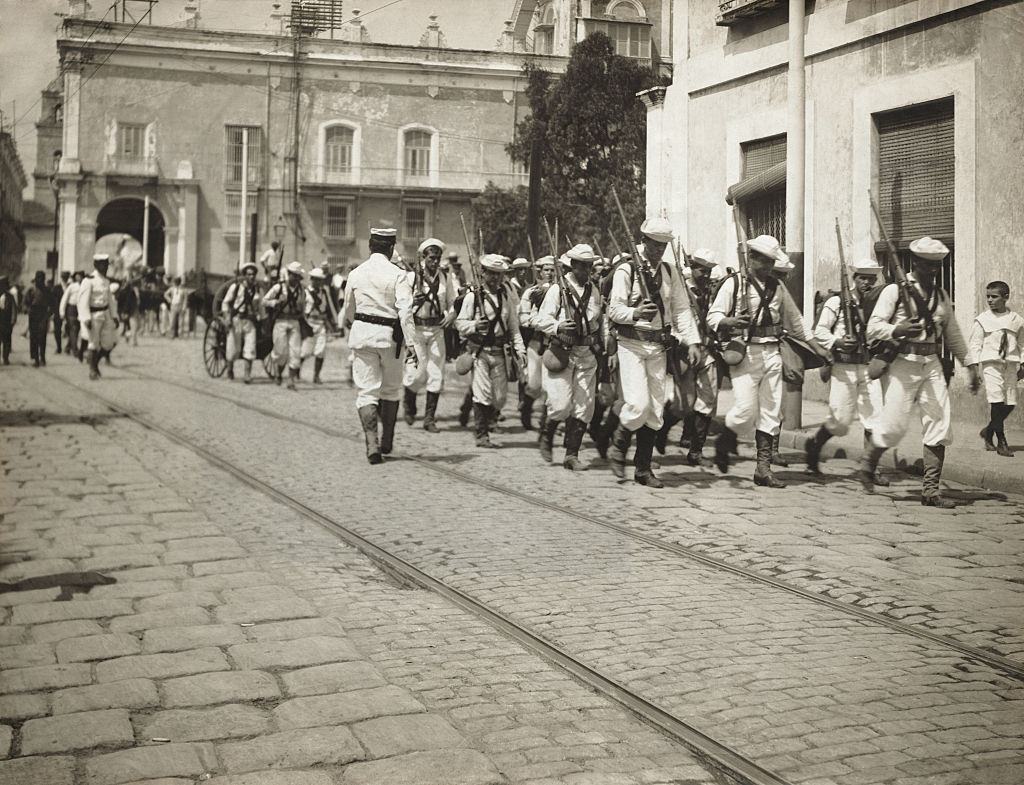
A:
[418,238,445,254]
[511,257,531,269]
[370,226,398,239]
[689,248,717,268]
[93,253,110,263]
[773,255,795,272]
[639,217,674,244]
[479,253,509,272]
[239,261,258,274]
[534,255,555,268]
[563,244,599,265]
[747,235,785,262]
[285,261,304,276]
[309,267,326,279]
[611,251,633,265]
[849,258,883,275]
[710,265,726,282]
[909,236,948,262]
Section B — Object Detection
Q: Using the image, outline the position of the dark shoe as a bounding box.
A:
[770,432,789,467]
[857,444,887,492]
[379,400,400,455]
[714,428,737,474]
[562,418,588,472]
[594,410,617,460]
[403,387,417,426]
[686,413,711,466]
[519,393,534,431]
[458,392,472,428]
[287,369,297,390]
[243,361,253,385]
[922,494,956,509]
[227,365,235,380]
[539,418,559,463]
[753,430,786,488]
[804,426,832,475]
[980,426,996,452]
[358,404,382,464]
[609,424,632,479]
[872,470,890,487]
[313,358,324,384]
[473,402,496,448]
[996,437,1014,458]
[654,414,677,456]
[633,426,663,487]
[423,391,440,433]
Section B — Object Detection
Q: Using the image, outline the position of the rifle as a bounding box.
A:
[720,206,752,366]
[867,192,952,383]
[833,219,865,356]
[541,217,574,374]
[672,239,708,347]
[610,186,654,305]
[456,212,485,375]
[526,235,538,286]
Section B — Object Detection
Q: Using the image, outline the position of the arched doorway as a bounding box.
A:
[95,197,165,274]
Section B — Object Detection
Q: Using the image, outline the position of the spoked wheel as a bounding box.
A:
[203,318,229,378]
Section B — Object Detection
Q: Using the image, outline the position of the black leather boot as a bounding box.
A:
[474,402,496,448]
[771,432,789,467]
[518,383,534,430]
[856,442,887,492]
[753,430,786,488]
[379,400,399,455]
[609,424,633,479]
[313,358,324,384]
[403,387,417,426]
[539,417,559,463]
[654,413,678,455]
[423,392,440,433]
[714,427,737,474]
[686,412,711,466]
[595,409,618,460]
[634,426,664,488]
[588,402,606,443]
[804,426,832,475]
[563,417,588,472]
[921,444,955,507]
[862,430,890,486]
[358,405,382,464]
[458,390,473,428]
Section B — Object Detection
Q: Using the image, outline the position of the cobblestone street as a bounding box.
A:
[2,335,1023,785]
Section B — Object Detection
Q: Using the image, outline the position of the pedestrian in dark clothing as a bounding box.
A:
[0,276,16,364]
[25,271,51,366]
[52,271,68,353]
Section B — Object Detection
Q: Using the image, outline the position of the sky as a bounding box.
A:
[0,0,516,197]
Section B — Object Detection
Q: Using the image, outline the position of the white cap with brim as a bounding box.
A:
[480,254,509,272]
[639,217,674,243]
[773,257,795,272]
[309,267,326,279]
[418,238,445,254]
[747,235,784,262]
[371,227,397,238]
[511,257,531,269]
[849,258,883,274]
[93,254,110,263]
[564,244,599,264]
[690,248,717,268]
[534,255,555,268]
[239,262,258,274]
[286,261,304,276]
[909,236,949,261]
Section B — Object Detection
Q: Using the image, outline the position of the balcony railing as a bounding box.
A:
[105,155,160,177]
[717,0,784,26]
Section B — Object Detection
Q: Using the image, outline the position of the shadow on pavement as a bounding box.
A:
[0,410,128,428]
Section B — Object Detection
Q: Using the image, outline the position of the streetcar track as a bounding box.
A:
[57,365,1024,682]
[48,369,790,785]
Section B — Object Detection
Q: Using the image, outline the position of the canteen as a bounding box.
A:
[720,338,746,366]
[542,341,570,372]
[455,349,476,375]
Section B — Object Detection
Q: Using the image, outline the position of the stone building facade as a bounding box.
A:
[0,130,28,281]
[644,0,1024,425]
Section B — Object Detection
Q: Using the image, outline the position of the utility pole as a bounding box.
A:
[784,0,806,428]
[289,13,303,262]
[238,127,249,271]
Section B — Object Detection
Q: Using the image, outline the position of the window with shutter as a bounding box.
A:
[740,134,787,246]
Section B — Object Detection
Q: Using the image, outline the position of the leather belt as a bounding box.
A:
[561,332,601,348]
[901,341,939,356]
[615,324,664,345]
[834,350,868,365]
[414,316,442,327]
[355,312,399,328]
[479,335,508,348]
[90,305,109,312]
[749,324,782,338]
[479,345,506,355]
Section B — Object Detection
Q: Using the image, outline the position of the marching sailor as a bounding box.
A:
[805,257,887,482]
[535,244,605,470]
[222,261,261,383]
[302,266,331,385]
[707,235,815,488]
[860,237,979,507]
[509,257,532,298]
[455,254,527,448]
[342,226,412,464]
[681,248,721,466]
[77,254,120,380]
[517,255,556,432]
[398,238,456,432]
[263,261,307,389]
[606,218,702,488]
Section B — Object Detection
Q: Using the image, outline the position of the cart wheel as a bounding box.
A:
[263,353,277,379]
[203,318,229,378]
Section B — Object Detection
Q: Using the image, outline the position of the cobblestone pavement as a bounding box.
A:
[14,337,1022,785]
[0,365,721,785]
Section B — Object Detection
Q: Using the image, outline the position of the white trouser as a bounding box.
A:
[226,317,257,361]
[402,326,446,393]
[301,322,327,360]
[272,319,302,370]
[825,362,884,436]
[524,339,545,399]
[981,360,1019,405]
[725,343,783,437]
[352,346,403,408]
[616,337,668,432]
[543,345,598,422]
[471,349,509,409]
[873,355,952,448]
[82,311,118,352]
[693,360,718,417]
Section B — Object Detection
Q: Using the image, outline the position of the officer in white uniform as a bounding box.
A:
[534,244,605,471]
[606,218,701,487]
[263,261,306,389]
[223,262,261,383]
[861,237,979,508]
[805,257,887,483]
[342,226,413,464]
[398,238,456,433]
[77,254,120,380]
[707,235,815,488]
[517,256,556,432]
[302,266,331,384]
[455,254,527,448]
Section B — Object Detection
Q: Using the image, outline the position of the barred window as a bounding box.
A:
[403,204,429,242]
[324,199,352,239]
[225,125,263,186]
[224,192,258,234]
[404,130,432,177]
[118,123,146,160]
[324,126,353,174]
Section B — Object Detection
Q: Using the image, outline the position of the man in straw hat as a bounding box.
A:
[223,262,261,383]
[534,244,605,471]
[861,236,979,507]
[342,225,411,464]
[606,217,702,487]
[707,234,816,488]
[455,253,527,448]
[77,253,120,380]
[263,261,307,390]
[301,265,332,384]
[517,255,556,432]
[398,237,456,432]
[806,257,888,481]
